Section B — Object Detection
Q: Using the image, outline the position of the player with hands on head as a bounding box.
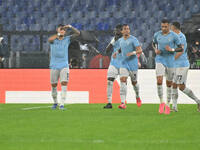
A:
[48,24,80,110]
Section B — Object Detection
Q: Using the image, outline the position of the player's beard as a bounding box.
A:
[124,33,129,38]
[162,29,169,34]
[58,35,64,40]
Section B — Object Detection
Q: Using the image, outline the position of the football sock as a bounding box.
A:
[107,80,113,104]
[60,85,67,106]
[157,85,164,103]
[182,87,200,104]
[51,87,58,104]
[172,88,178,108]
[133,83,139,98]
[120,82,127,104]
[166,87,172,106]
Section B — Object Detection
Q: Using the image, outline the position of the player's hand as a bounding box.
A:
[64,24,72,28]
[112,52,117,58]
[0,37,3,43]
[126,51,136,57]
[165,45,173,52]
[155,49,161,55]
[126,52,133,57]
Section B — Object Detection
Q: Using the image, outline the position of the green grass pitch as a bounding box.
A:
[0,104,200,150]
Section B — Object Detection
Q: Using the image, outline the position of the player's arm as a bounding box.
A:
[166,33,184,53]
[152,41,161,55]
[64,24,80,39]
[106,44,113,52]
[112,48,121,58]
[126,46,142,57]
[152,33,161,55]
[174,44,184,60]
[105,36,121,53]
[105,38,115,55]
[174,51,183,60]
[165,45,184,52]
[48,34,58,43]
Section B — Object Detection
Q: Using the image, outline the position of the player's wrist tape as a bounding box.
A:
[132,51,136,55]
[57,33,61,37]
[110,38,115,45]
[115,51,119,55]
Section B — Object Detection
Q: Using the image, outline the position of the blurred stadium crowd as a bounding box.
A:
[0,0,200,69]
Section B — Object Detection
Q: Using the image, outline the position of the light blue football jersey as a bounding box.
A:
[110,37,121,69]
[50,36,71,69]
[119,35,140,71]
[174,32,190,68]
[153,31,181,68]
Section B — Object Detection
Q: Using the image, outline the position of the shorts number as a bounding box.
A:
[132,73,137,81]
[177,75,182,81]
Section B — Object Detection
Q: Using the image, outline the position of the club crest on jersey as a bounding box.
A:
[126,41,130,45]
[168,37,172,42]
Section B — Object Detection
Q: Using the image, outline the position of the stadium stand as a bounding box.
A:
[0,0,200,68]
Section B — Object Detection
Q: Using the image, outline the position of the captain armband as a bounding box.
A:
[174,45,184,52]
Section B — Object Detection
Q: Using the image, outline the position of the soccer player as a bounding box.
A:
[152,19,184,114]
[113,24,142,109]
[167,22,200,112]
[104,24,123,109]
[48,24,80,110]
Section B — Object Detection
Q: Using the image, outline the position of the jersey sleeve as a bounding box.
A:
[181,34,187,45]
[132,37,140,47]
[153,32,158,44]
[64,36,71,42]
[174,33,181,46]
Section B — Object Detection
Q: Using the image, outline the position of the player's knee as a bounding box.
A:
[172,83,178,88]
[166,80,172,87]
[132,81,137,86]
[157,82,162,85]
[157,77,163,85]
[61,81,68,86]
[51,83,57,87]
[178,84,185,91]
[107,77,115,82]
[157,80,162,85]
[120,77,127,83]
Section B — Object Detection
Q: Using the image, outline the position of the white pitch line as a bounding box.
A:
[21,106,52,110]
[21,104,72,110]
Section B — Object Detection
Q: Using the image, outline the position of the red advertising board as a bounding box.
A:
[0,69,121,104]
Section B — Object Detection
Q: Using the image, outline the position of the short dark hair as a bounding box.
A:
[172,21,181,30]
[57,24,65,28]
[161,19,170,24]
[122,24,129,27]
[115,24,123,30]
